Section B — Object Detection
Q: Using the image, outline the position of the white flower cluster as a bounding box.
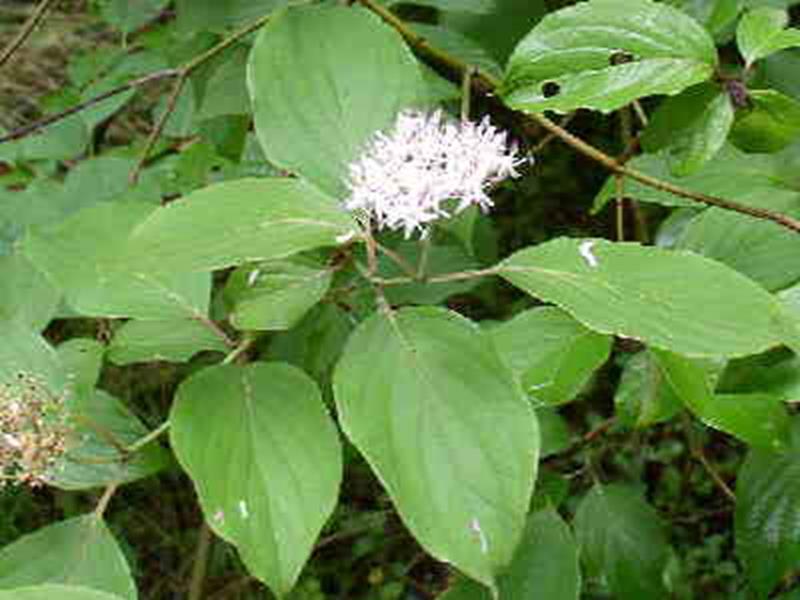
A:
[344,110,524,238]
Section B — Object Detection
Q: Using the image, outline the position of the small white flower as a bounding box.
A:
[344,110,525,238]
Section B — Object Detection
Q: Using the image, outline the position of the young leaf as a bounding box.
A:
[126,178,354,275]
[334,307,538,589]
[248,4,427,198]
[652,348,790,449]
[0,515,136,599]
[641,83,734,176]
[487,307,612,405]
[438,507,580,599]
[170,362,342,598]
[737,7,800,67]
[499,237,783,357]
[736,423,800,596]
[501,0,717,114]
[574,484,670,600]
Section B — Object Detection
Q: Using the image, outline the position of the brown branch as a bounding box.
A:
[0,0,58,70]
[356,0,800,235]
[129,74,187,184]
[129,12,273,183]
[0,69,179,145]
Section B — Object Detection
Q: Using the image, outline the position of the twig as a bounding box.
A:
[93,482,119,519]
[0,0,58,70]
[125,420,170,454]
[188,522,213,600]
[129,12,273,183]
[356,0,800,235]
[0,69,179,145]
[129,75,187,184]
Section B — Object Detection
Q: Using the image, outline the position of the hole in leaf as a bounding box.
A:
[609,51,635,66]
[541,81,561,98]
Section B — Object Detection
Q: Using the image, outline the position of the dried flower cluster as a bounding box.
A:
[0,372,70,488]
[344,109,524,238]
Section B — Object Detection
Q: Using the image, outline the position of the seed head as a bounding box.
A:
[0,372,70,488]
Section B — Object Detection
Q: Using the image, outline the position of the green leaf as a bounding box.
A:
[652,348,790,449]
[501,0,717,114]
[593,144,792,211]
[23,202,211,320]
[197,45,250,119]
[57,338,105,399]
[0,515,135,599]
[101,0,169,33]
[487,307,612,405]
[438,507,580,600]
[334,307,538,588]
[171,362,342,597]
[0,586,126,600]
[675,190,800,291]
[615,351,683,428]
[0,320,65,393]
[736,422,800,596]
[107,319,229,364]
[440,0,548,65]
[126,178,355,275]
[574,484,670,600]
[537,408,572,458]
[641,83,734,176]
[730,89,800,152]
[48,389,171,490]
[499,238,783,357]
[248,4,427,197]
[390,0,496,13]
[718,347,800,402]
[409,24,503,79]
[0,253,60,331]
[224,258,332,331]
[176,0,284,33]
[378,241,481,306]
[737,7,800,66]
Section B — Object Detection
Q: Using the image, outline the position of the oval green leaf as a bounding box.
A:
[248,6,426,197]
[652,348,790,449]
[334,307,538,588]
[0,515,136,599]
[23,202,211,320]
[170,362,342,598]
[737,7,800,67]
[127,178,355,275]
[574,484,670,600]
[730,89,800,153]
[248,4,427,197]
[437,507,580,599]
[501,0,717,114]
[487,307,612,405]
[499,238,783,357]
[641,83,734,176]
